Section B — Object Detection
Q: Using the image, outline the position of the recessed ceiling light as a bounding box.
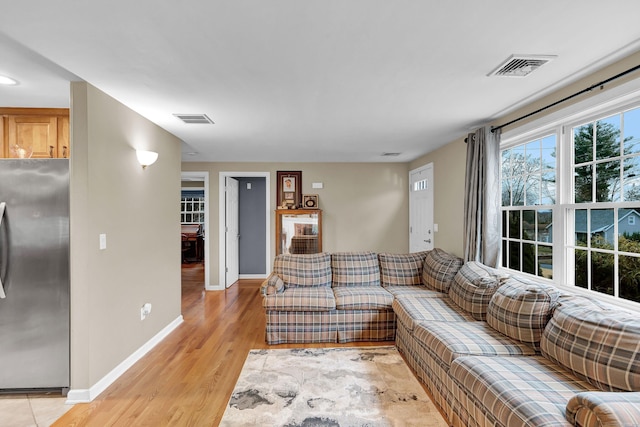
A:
[0,75,18,85]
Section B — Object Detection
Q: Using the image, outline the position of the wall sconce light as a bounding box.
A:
[136,150,158,170]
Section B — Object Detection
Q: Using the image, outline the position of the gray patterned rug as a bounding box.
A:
[220,346,447,427]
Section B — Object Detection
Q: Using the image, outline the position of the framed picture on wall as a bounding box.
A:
[277,171,302,208]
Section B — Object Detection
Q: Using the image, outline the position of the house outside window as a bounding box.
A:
[500,96,640,305]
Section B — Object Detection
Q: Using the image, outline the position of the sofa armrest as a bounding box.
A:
[566,391,640,426]
[260,273,285,296]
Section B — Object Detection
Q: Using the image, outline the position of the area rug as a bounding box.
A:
[220,346,447,427]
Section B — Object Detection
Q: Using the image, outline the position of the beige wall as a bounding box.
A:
[181,162,410,287]
[70,82,182,391]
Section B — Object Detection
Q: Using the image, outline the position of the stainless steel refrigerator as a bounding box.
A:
[0,159,70,393]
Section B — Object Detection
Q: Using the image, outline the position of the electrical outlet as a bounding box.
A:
[140,303,152,320]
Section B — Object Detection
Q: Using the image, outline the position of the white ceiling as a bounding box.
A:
[1,1,640,163]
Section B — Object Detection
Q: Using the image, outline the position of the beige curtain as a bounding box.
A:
[463,126,501,267]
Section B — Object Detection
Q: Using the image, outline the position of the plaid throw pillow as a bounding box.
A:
[422,248,464,292]
[379,252,429,287]
[449,261,509,320]
[487,276,561,350]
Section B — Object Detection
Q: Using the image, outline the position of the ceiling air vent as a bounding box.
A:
[173,114,214,124]
[381,152,401,157]
[488,55,556,78]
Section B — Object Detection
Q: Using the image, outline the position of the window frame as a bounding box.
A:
[499,77,640,310]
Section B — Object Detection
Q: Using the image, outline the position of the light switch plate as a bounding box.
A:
[99,233,107,250]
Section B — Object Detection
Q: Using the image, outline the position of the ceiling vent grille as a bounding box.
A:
[381,152,401,157]
[488,55,556,78]
[173,114,214,124]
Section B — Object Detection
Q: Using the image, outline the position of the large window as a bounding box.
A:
[501,102,640,304]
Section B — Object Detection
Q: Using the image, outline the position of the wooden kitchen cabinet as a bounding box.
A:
[1,108,70,159]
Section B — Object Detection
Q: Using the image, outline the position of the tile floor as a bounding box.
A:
[0,393,72,427]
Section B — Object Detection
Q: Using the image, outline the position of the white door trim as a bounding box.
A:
[218,171,271,291]
[180,171,210,290]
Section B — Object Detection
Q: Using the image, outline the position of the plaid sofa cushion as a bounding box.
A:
[273,253,332,288]
[393,296,476,332]
[331,252,380,287]
[262,287,336,311]
[541,296,640,392]
[379,251,429,287]
[449,261,509,320]
[449,355,597,427]
[333,286,393,310]
[566,391,640,427]
[414,321,537,370]
[422,248,464,292]
[486,276,561,350]
[383,285,445,298]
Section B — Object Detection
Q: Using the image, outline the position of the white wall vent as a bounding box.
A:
[488,55,556,78]
[173,114,215,124]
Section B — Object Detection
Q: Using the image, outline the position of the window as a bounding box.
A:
[181,190,205,225]
[501,135,555,279]
[501,101,640,305]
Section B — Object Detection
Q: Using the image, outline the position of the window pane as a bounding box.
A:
[512,176,525,206]
[591,252,614,296]
[541,171,555,205]
[502,178,511,206]
[595,114,621,160]
[526,174,540,205]
[574,249,588,288]
[541,135,556,170]
[523,243,536,274]
[619,254,640,303]
[185,213,192,222]
[509,211,520,239]
[538,245,553,279]
[575,209,588,247]
[619,207,640,253]
[575,165,592,203]
[526,139,541,172]
[574,123,593,164]
[186,202,193,212]
[502,211,507,238]
[523,210,535,241]
[595,160,621,202]
[591,209,614,249]
[537,210,552,243]
[502,149,511,177]
[502,240,508,269]
[624,107,640,155]
[509,241,520,270]
[623,156,640,201]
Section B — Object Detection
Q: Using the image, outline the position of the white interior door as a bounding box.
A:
[409,163,434,252]
[225,177,239,287]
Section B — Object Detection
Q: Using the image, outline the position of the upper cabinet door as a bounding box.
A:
[8,115,58,158]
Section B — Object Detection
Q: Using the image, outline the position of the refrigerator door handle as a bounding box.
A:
[0,202,5,298]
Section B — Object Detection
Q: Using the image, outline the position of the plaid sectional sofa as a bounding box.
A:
[261,248,640,426]
[393,249,640,427]
[261,251,428,344]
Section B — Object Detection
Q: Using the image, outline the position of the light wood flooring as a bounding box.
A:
[53,264,392,426]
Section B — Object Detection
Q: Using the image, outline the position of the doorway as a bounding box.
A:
[409,163,435,252]
[218,172,270,289]
[181,171,210,290]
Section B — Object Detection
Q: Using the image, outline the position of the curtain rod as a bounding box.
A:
[489,63,640,134]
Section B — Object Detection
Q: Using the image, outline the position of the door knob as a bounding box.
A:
[424,239,431,244]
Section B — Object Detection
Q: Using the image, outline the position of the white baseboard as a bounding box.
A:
[65,315,184,404]
[239,274,267,279]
